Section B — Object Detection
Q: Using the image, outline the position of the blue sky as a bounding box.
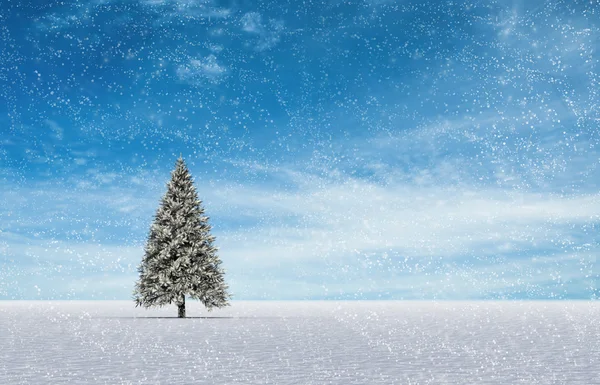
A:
[0,0,598,300]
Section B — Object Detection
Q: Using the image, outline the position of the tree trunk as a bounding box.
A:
[178,297,186,318]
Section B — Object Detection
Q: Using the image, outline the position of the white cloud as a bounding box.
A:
[3,93,598,299]
[36,0,231,32]
[209,169,600,263]
[240,12,285,51]
[207,44,224,53]
[141,0,231,20]
[176,55,228,85]
[487,5,599,124]
[0,230,142,299]
[2,154,598,299]
[0,231,140,268]
[71,149,97,158]
[363,0,395,6]
[87,169,119,184]
[2,226,593,300]
[240,12,262,34]
[140,0,167,5]
[36,13,83,31]
[45,120,64,141]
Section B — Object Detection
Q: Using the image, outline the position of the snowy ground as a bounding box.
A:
[1,301,599,384]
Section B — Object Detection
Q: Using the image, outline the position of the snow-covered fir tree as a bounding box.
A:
[133,157,230,318]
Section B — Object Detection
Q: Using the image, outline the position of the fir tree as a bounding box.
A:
[133,157,230,317]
